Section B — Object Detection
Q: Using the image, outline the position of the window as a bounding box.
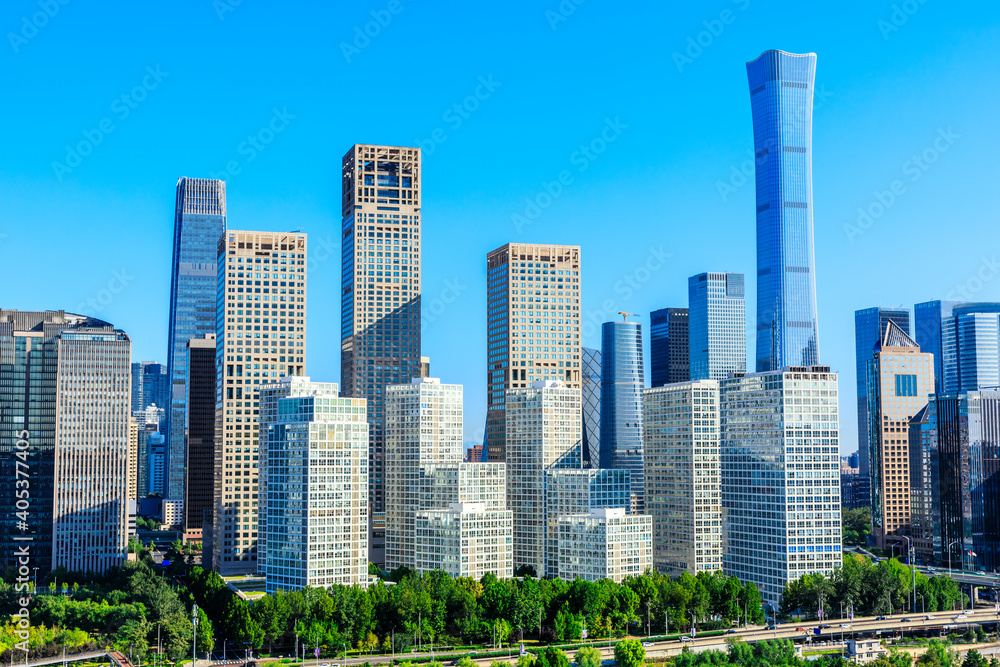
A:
[894,374,917,397]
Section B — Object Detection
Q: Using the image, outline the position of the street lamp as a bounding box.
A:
[948,540,961,576]
[917,594,925,615]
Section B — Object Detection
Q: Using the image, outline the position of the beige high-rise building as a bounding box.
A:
[643,379,722,576]
[485,243,582,462]
[384,378,463,570]
[506,381,582,576]
[340,144,423,564]
[867,321,934,550]
[127,417,139,501]
[53,324,131,574]
[212,230,307,575]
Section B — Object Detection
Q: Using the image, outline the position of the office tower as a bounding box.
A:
[149,435,167,494]
[52,321,131,573]
[466,444,484,462]
[650,308,689,388]
[643,379,722,576]
[688,272,746,381]
[131,361,169,428]
[555,509,652,583]
[340,145,423,564]
[128,418,139,501]
[721,366,841,606]
[384,378,463,570]
[134,405,161,498]
[166,178,227,504]
[907,405,938,559]
[866,322,934,550]
[1,310,132,573]
[184,334,216,538]
[854,307,910,497]
[914,300,1000,394]
[212,230,308,575]
[941,312,1000,394]
[415,502,513,579]
[747,50,821,372]
[600,320,645,510]
[581,347,601,468]
[485,243,583,463]
[506,381,582,577]
[544,468,632,579]
[839,461,865,511]
[262,385,368,593]
[931,390,1000,571]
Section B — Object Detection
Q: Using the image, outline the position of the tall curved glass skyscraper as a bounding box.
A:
[747,50,820,372]
[600,321,644,510]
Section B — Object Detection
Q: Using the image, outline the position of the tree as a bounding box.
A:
[843,508,872,546]
[613,639,644,667]
[537,647,569,667]
[456,657,475,667]
[963,650,990,667]
[195,607,215,654]
[574,646,602,667]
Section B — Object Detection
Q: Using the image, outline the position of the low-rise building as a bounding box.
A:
[556,508,652,582]
[415,502,513,579]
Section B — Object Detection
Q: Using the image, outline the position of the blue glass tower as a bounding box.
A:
[688,272,746,381]
[581,346,601,468]
[599,321,644,509]
[165,178,226,502]
[915,300,1000,395]
[649,307,689,387]
[854,307,910,492]
[747,50,820,372]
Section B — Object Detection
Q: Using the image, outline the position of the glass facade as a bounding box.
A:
[942,312,1000,394]
[599,321,644,510]
[649,307,689,387]
[581,346,601,468]
[166,178,226,503]
[747,50,820,372]
[914,300,1000,395]
[854,307,910,490]
[688,272,746,381]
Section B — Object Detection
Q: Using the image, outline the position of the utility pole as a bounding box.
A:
[192,604,198,667]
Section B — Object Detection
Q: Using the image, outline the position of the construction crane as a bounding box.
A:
[618,311,636,322]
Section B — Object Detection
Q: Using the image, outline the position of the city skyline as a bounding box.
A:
[5,3,999,455]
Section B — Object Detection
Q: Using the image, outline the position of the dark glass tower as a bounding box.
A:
[599,321,644,510]
[184,334,216,534]
[650,307,689,387]
[747,50,820,372]
[165,178,226,503]
[854,306,910,497]
[581,346,601,468]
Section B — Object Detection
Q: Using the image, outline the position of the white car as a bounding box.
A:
[641,642,652,647]
[680,636,693,643]
[319,663,331,667]
[925,615,937,621]
[839,624,851,628]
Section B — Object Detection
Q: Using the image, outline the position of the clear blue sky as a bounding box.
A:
[3,0,999,450]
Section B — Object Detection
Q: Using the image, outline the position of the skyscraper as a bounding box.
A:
[340,144,423,564]
[854,307,910,502]
[1,310,130,574]
[166,178,226,504]
[600,320,645,510]
[866,322,933,550]
[581,347,601,468]
[262,385,369,592]
[643,379,722,576]
[747,50,821,372]
[485,243,582,463]
[721,366,841,606]
[212,230,307,575]
[649,307,689,388]
[51,319,131,574]
[941,312,1000,394]
[688,272,746,381]
[131,361,169,421]
[184,334,216,538]
[384,378,463,571]
[914,300,1000,394]
[506,381,582,577]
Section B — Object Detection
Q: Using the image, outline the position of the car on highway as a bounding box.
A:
[875,616,887,621]
[902,618,913,623]
[680,636,693,643]
[925,615,937,620]
[765,624,777,630]
[724,629,736,635]
[318,663,330,667]
[819,624,831,629]
[795,627,806,632]
[839,624,851,628]
[641,642,652,647]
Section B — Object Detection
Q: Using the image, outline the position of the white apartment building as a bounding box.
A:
[415,502,513,579]
[556,508,652,582]
[643,379,722,576]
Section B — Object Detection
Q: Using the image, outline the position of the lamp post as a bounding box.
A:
[948,540,960,576]
[665,610,669,637]
[192,604,198,667]
[917,594,925,615]
[904,536,915,614]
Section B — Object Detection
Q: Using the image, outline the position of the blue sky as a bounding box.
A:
[2,0,999,450]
